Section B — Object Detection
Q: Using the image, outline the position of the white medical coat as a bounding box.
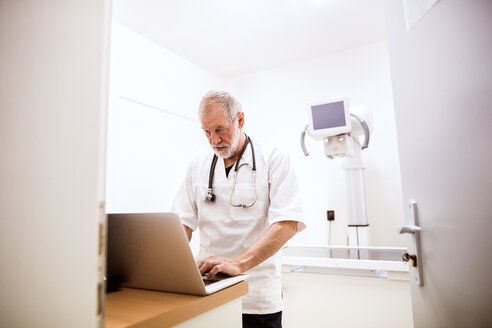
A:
[172,138,305,314]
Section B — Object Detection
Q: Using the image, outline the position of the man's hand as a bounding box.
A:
[197,256,243,278]
[197,221,298,279]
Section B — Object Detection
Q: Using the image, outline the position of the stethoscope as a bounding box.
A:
[206,134,257,208]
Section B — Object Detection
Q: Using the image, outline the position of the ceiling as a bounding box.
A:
[113,0,387,78]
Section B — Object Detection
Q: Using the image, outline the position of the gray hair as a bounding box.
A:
[198,89,243,122]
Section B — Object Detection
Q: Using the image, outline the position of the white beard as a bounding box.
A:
[213,125,241,159]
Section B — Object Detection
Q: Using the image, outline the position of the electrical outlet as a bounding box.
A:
[327,210,335,221]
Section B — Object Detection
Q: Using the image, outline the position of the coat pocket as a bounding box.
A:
[229,184,268,221]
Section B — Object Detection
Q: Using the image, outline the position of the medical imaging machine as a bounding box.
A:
[300,98,371,247]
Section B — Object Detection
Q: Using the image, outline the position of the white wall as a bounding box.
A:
[227,41,405,247]
[0,1,110,327]
[106,23,227,255]
[106,23,224,214]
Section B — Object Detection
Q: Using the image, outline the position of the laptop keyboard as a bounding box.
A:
[202,273,232,286]
[203,278,220,286]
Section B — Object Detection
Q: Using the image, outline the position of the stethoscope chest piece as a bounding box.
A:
[206,187,216,202]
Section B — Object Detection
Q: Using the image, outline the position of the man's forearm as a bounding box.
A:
[183,224,192,241]
[233,220,298,272]
[197,220,299,277]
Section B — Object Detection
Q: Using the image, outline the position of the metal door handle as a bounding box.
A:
[400,201,424,286]
[399,224,422,234]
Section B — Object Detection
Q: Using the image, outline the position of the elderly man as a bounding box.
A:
[172,89,305,328]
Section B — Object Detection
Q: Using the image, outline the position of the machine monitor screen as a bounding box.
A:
[307,97,351,139]
[311,101,346,130]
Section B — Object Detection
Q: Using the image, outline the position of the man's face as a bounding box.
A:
[200,103,241,159]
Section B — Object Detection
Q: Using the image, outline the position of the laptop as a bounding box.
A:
[106,212,247,295]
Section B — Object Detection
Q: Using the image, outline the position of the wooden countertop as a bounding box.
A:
[104,281,248,328]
